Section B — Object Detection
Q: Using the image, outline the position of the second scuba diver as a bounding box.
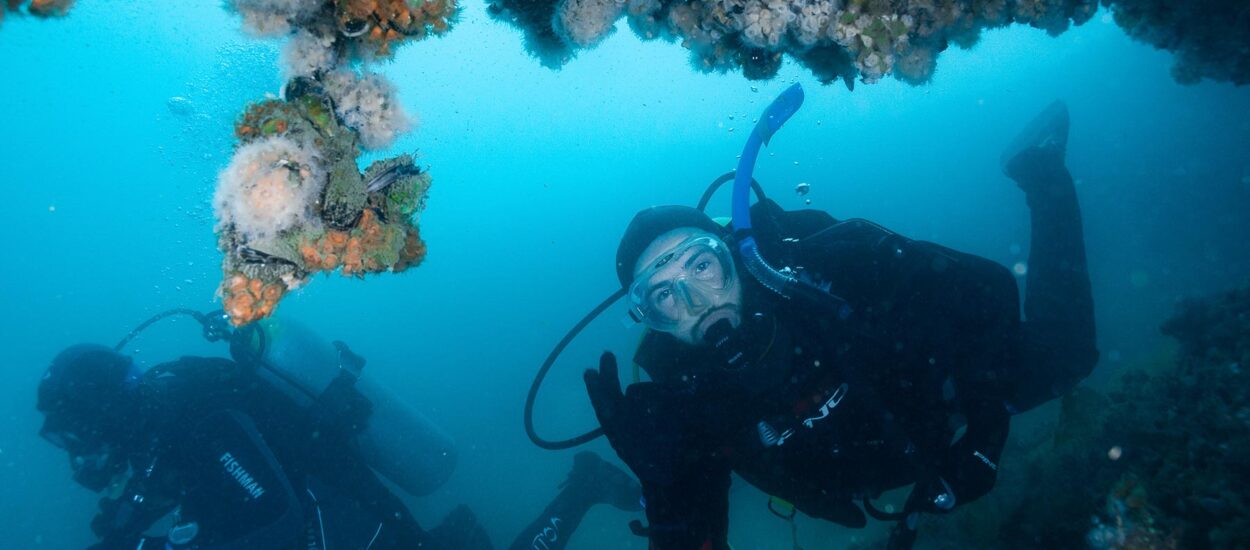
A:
[37,322,642,549]
[583,99,1098,548]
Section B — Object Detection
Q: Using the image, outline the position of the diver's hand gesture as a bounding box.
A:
[585,352,693,487]
[584,352,628,440]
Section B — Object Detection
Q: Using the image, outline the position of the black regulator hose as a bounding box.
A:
[524,288,625,450]
[114,308,216,352]
[114,308,320,401]
[697,171,767,213]
[524,170,766,451]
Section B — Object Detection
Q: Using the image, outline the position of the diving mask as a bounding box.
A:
[41,423,127,492]
[628,235,737,332]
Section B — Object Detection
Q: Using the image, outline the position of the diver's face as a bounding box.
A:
[632,228,742,345]
[40,418,129,492]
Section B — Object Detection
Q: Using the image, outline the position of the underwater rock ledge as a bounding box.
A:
[489,0,1250,87]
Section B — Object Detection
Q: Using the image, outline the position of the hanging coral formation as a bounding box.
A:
[489,0,1250,86]
[215,0,455,326]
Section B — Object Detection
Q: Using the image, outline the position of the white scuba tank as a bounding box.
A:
[249,317,457,497]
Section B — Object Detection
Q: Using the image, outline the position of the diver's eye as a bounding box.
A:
[651,287,673,308]
[690,253,722,280]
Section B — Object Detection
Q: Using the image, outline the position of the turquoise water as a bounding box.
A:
[1,2,1248,548]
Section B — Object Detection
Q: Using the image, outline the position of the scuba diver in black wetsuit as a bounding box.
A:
[579,96,1098,549]
[38,325,642,549]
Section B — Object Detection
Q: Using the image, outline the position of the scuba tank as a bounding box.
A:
[115,309,457,497]
[236,317,458,497]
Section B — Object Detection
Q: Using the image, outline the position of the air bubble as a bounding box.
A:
[166,96,195,116]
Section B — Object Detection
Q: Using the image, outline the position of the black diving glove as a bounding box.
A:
[939,436,1000,506]
[584,352,703,487]
[908,442,1000,514]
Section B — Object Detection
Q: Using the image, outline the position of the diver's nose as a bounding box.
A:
[675,279,709,312]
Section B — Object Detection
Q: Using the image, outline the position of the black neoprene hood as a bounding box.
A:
[615,205,729,288]
[38,344,132,417]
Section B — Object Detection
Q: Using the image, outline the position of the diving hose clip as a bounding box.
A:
[201,310,234,343]
[930,477,956,511]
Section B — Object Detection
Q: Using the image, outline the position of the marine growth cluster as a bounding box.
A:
[213,0,458,326]
[489,0,1250,86]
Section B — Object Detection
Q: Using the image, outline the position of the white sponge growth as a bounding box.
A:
[322,70,413,150]
[229,0,322,36]
[284,28,339,78]
[214,136,326,243]
[555,0,626,48]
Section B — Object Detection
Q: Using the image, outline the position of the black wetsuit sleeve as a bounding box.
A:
[947,398,1009,504]
[961,400,1009,462]
[941,251,1017,505]
[643,460,732,550]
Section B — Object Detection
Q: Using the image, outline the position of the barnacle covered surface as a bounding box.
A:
[214,0,450,326]
[489,0,1097,85]
[489,0,1249,86]
[1103,0,1250,85]
[865,280,1250,549]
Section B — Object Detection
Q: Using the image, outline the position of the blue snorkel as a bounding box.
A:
[731,84,851,318]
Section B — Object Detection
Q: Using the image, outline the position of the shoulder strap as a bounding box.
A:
[179,409,304,549]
